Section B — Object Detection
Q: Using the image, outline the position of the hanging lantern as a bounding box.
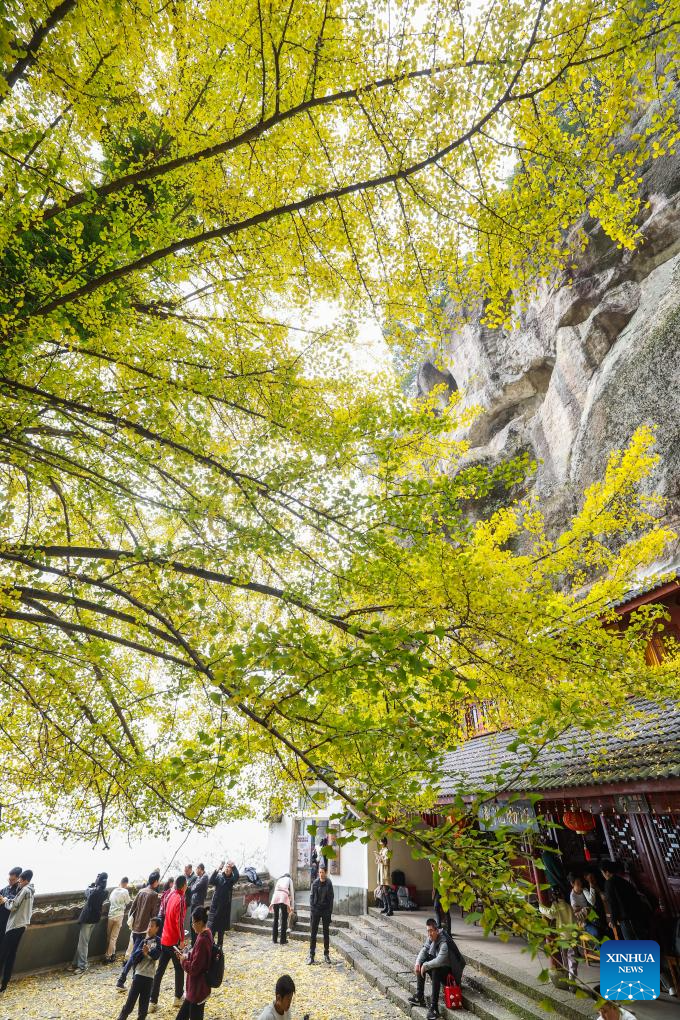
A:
[562,809,596,835]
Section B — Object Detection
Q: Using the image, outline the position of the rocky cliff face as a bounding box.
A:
[420,109,680,560]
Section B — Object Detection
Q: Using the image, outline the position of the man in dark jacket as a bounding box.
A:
[183,865,197,938]
[601,861,650,941]
[208,861,239,948]
[71,872,108,974]
[0,868,22,941]
[189,864,208,946]
[408,917,465,1020]
[308,865,334,966]
[117,871,161,990]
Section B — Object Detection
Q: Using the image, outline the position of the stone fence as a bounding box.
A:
[13,875,270,976]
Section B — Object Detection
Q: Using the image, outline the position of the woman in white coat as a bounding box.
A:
[270,873,295,944]
[375,837,393,916]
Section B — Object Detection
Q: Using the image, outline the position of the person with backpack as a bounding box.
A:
[408,917,465,1020]
[173,906,214,1018]
[117,872,161,991]
[207,861,239,948]
[149,875,187,1013]
[0,869,34,992]
[116,916,162,1020]
[71,872,108,974]
[270,873,295,944]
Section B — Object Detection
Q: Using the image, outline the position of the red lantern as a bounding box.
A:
[562,809,596,835]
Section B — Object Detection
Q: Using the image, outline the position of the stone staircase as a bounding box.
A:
[234,905,351,943]
[236,906,596,1020]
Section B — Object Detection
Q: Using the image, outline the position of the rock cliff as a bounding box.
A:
[420,105,680,561]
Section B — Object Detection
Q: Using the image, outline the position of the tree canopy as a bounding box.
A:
[0,0,679,945]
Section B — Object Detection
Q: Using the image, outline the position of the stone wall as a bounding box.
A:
[419,93,680,563]
[13,877,269,976]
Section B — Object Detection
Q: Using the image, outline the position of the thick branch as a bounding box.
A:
[1,1,77,100]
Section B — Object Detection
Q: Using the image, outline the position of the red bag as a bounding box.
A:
[444,974,463,1009]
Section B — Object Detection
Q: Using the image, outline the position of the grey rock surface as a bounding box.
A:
[430,139,680,560]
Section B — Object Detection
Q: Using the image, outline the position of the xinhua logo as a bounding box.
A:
[600,940,660,1001]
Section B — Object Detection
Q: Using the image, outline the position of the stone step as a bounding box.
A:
[238,914,312,932]
[233,920,313,944]
[234,915,343,941]
[347,921,556,1020]
[236,908,595,1020]
[360,911,593,1020]
[292,907,352,928]
[332,932,470,1020]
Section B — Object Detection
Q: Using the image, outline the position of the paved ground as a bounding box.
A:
[1,931,405,1020]
[396,909,678,1020]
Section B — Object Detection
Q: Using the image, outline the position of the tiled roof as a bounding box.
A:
[611,570,679,610]
[438,699,680,799]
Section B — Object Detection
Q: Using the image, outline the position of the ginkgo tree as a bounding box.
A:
[0,0,679,951]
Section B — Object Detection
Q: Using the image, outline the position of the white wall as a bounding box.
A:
[267,817,294,879]
[334,832,368,887]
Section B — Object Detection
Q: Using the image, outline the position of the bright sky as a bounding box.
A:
[0,817,268,894]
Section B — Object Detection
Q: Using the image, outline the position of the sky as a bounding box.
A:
[0,817,269,894]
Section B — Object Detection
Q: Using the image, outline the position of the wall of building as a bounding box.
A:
[367,835,435,907]
[266,800,369,914]
[267,817,295,880]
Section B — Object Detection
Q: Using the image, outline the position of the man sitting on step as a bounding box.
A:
[408,917,465,1019]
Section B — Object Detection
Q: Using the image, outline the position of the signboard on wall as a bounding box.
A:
[478,799,538,833]
[296,834,311,868]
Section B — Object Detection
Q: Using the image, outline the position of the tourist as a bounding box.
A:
[71,871,108,974]
[601,861,650,941]
[0,867,22,941]
[158,877,175,935]
[570,876,601,939]
[539,888,578,988]
[117,872,161,991]
[310,845,319,884]
[116,916,162,1020]
[183,866,197,937]
[207,860,240,948]
[583,869,609,932]
[0,869,34,993]
[597,1004,637,1020]
[408,916,465,1020]
[270,873,295,945]
[173,905,213,1019]
[258,974,296,1019]
[106,877,132,963]
[308,864,334,965]
[189,865,208,946]
[149,874,187,1013]
[376,838,393,917]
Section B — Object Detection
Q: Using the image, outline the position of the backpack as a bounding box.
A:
[397,886,417,910]
[206,942,225,988]
[243,866,260,885]
[443,930,466,983]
